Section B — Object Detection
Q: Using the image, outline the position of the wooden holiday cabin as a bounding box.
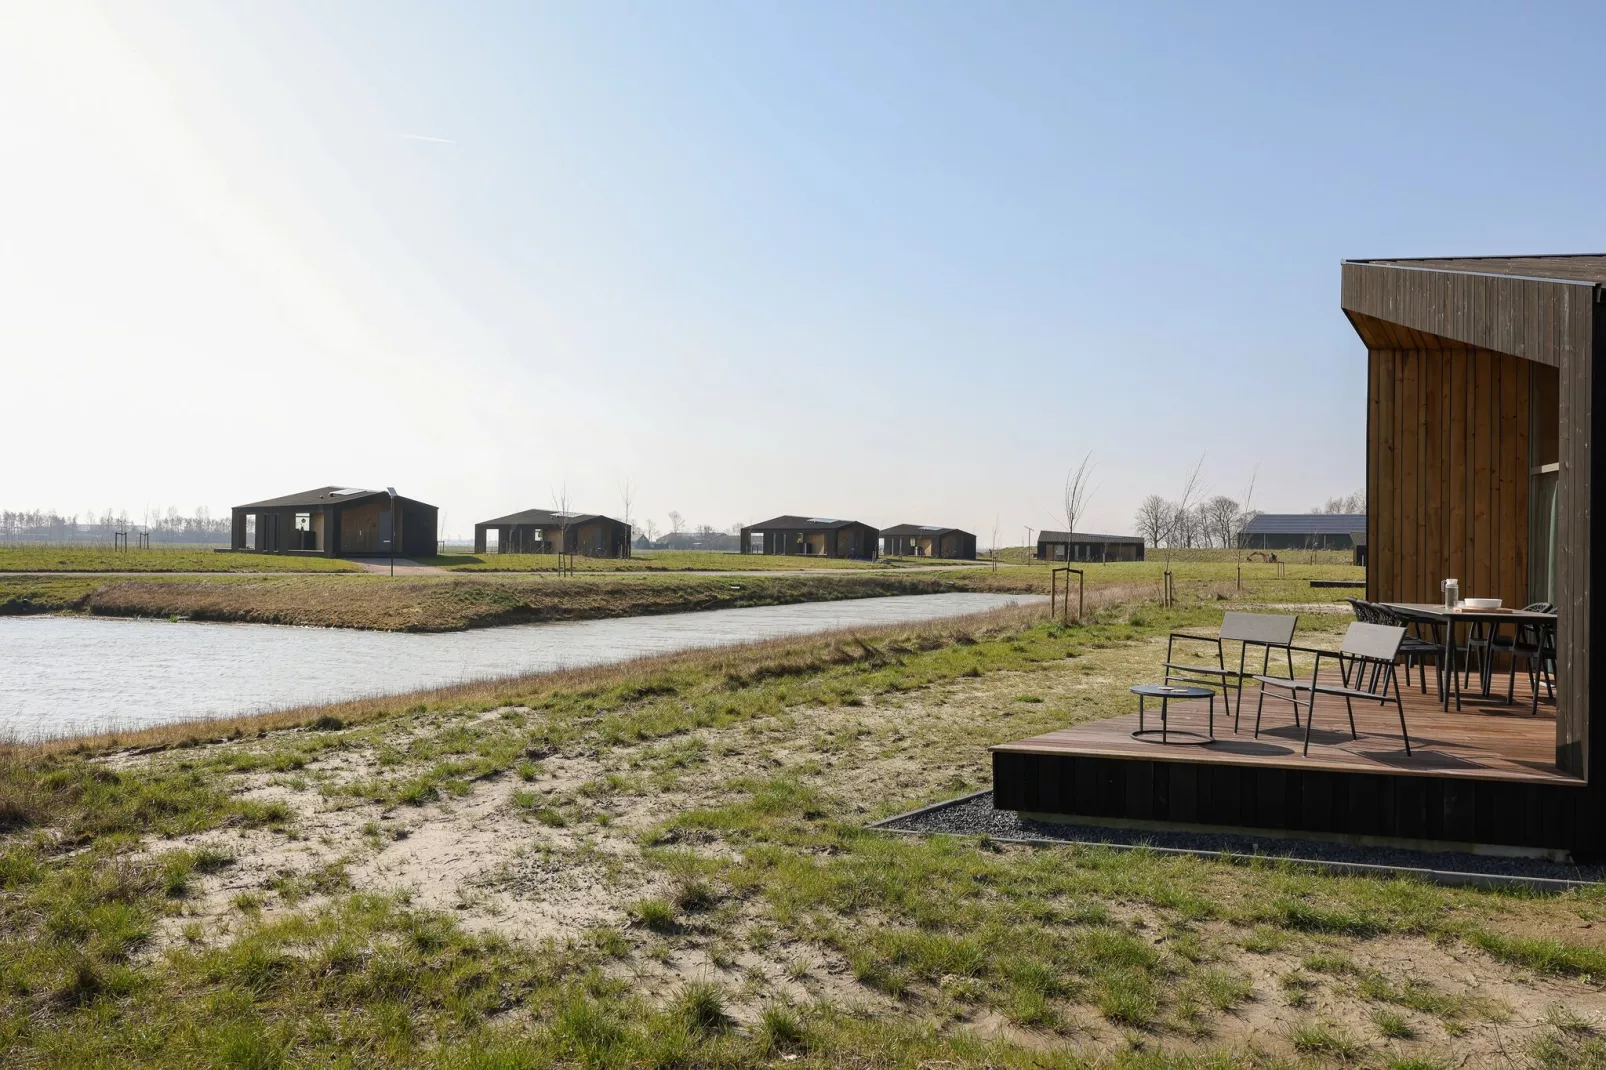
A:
[993,255,1605,859]
[1238,514,1367,552]
[1035,531,1145,563]
[880,524,976,560]
[739,516,879,560]
[473,509,632,557]
[231,486,438,557]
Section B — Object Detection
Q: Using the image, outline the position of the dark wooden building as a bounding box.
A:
[473,509,632,557]
[1238,513,1367,551]
[740,516,878,560]
[880,524,976,560]
[1035,531,1145,563]
[993,254,1606,859]
[231,487,438,558]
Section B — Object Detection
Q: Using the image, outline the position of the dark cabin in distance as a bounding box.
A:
[1035,531,1145,563]
[473,509,633,557]
[1238,513,1367,552]
[231,486,437,557]
[879,524,976,560]
[739,516,879,559]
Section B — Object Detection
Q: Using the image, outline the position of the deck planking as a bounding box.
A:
[994,673,1575,787]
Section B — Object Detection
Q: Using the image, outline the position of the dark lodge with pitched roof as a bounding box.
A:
[230,487,438,557]
[473,509,633,557]
[879,524,976,560]
[1035,531,1145,562]
[739,516,878,559]
[1238,513,1368,551]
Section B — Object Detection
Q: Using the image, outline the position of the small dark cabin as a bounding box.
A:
[880,524,976,560]
[1035,531,1145,563]
[473,510,633,557]
[1238,514,1367,551]
[740,516,878,560]
[231,487,437,557]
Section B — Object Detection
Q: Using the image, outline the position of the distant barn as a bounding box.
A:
[231,486,437,557]
[1238,514,1367,551]
[880,524,976,560]
[1036,531,1144,563]
[473,509,633,558]
[740,516,878,560]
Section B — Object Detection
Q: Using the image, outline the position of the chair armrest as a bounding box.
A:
[1285,644,1338,657]
[1167,633,1222,644]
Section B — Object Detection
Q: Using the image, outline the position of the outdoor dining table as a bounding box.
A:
[1380,603,1557,712]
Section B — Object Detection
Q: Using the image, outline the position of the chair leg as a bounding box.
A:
[1394,688,1412,756]
[1254,689,1267,738]
[1343,694,1357,739]
[1301,693,1315,756]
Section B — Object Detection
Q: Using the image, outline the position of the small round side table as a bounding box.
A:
[1129,683,1216,745]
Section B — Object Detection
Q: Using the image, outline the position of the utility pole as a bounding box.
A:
[386,487,397,577]
[1024,526,1034,562]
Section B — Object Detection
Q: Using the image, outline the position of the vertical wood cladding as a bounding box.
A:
[1367,346,1530,608]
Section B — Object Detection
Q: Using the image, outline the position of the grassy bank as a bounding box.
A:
[432,550,910,572]
[0,570,1017,632]
[0,557,1362,632]
[0,546,362,573]
[4,591,1604,1066]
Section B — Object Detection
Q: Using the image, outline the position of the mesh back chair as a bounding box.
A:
[1253,622,1411,756]
[1163,612,1299,730]
[1347,598,1442,697]
[1487,603,1557,713]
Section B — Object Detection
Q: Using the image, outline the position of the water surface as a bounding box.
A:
[0,593,1037,739]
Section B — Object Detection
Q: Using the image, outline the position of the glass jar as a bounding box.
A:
[1442,578,1460,609]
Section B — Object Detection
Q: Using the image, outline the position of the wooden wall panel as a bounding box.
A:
[1367,346,1531,607]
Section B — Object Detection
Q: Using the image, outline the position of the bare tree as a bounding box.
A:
[619,477,636,531]
[1160,457,1207,601]
[1134,495,1171,548]
[667,510,684,536]
[640,518,660,545]
[1062,451,1097,563]
[990,515,1000,572]
[1201,495,1240,549]
[551,484,575,567]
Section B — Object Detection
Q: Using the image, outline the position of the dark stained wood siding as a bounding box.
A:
[992,750,1595,856]
[1366,346,1529,608]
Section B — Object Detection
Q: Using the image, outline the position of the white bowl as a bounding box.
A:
[1462,597,1503,610]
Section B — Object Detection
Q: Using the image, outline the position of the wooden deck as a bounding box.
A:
[991,673,1596,856]
[996,678,1574,785]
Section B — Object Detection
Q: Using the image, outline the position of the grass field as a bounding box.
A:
[0,546,361,573]
[3,592,1602,1067]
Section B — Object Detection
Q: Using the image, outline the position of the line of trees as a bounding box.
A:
[0,507,231,544]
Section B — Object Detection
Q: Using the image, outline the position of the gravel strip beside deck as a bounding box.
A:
[873,791,1606,889]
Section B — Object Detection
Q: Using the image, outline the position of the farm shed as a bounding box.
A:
[880,525,976,559]
[1237,514,1367,551]
[473,510,632,557]
[230,487,437,558]
[1035,531,1145,563]
[739,516,878,560]
[993,254,1606,859]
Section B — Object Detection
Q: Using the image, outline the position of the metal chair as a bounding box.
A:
[1253,623,1411,756]
[1345,599,1440,697]
[1163,611,1298,730]
[1488,603,1556,713]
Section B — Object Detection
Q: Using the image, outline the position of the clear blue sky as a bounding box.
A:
[3,1,1603,542]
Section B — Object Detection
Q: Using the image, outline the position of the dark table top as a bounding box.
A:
[1381,602,1556,623]
[1130,683,1216,698]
